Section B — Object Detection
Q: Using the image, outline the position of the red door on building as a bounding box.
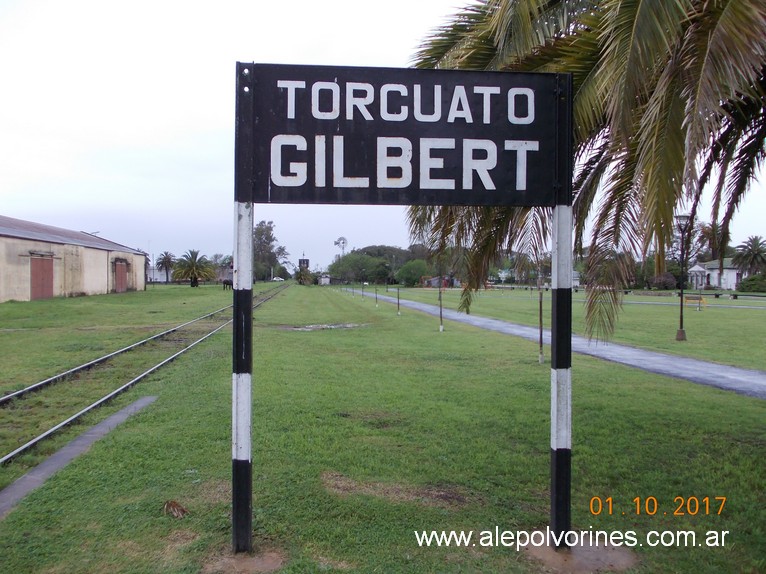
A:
[114,260,128,293]
[30,257,54,300]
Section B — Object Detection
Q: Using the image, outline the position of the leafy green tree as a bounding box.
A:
[732,236,766,276]
[210,254,233,280]
[155,251,175,283]
[356,245,413,281]
[409,0,766,339]
[253,220,289,281]
[396,259,429,287]
[328,245,423,284]
[172,250,216,287]
[276,265,291,280]
[407,243,430,262]
[737,273,766,292]
[327,252,383,283]
[367,258,391,284]
[634,254,656,289]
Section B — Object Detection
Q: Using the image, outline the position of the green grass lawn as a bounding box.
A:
[389,287,766,371]
[0,286,763,573]
[0,284,235,394]
[0,284,260,489]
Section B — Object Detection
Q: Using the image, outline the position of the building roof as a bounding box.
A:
[0,215,145,255]
[703,258,736,270]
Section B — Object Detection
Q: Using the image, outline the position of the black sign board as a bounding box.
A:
[236,62,571,207]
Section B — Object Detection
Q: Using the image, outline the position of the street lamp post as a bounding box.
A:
[676,214,691,341]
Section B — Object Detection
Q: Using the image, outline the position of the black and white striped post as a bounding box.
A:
[232,63,254,553]
[233,61,573,552]
[550,73,573,544]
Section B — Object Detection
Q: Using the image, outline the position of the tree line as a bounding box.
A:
[326,244,430,286]
[151,221,291,286]
[151,219,766,292]
[153,250,229,286]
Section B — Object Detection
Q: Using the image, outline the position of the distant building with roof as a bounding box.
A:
[702,258,744,290]
[0,215,146,303]
[688,258,745,290]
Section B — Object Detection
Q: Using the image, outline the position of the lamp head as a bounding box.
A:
[675,214,691,231]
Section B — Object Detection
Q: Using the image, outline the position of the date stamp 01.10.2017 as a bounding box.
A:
[589,496,726,517]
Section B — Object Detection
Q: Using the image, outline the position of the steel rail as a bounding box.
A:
[0,305,232,407]
[0,321,232,465]
[0,283,288,465]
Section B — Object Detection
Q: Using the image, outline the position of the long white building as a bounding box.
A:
[0,215,146,303]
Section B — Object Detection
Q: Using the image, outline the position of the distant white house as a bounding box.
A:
[695,258,744,290]
[687,264,707,290]
[147,265,169,283]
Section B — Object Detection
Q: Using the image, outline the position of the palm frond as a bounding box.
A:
[411,2,497,70]
[509,206,551,264]
[582,243,632,340]
[582,191,643,340]
[598,0,690,143]
[456,206,550,313]
[635,49,687,256]
[408,0,766,341]
[572,138,611,255]
[702,70,766,255]
[681,0,766,185]
[489,0,598,66]
[719,112,766,249]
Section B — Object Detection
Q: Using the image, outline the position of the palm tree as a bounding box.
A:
[697,222,730,263]
[172,250,217,287]
[732,236,766,276]
[409,0,766,338]
[155,251,175,284]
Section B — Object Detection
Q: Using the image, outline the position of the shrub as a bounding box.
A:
[650,272,676,290]
[737,273,766,293]
[395,259,429,287]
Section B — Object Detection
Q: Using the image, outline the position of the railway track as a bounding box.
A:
[0,284,287,466]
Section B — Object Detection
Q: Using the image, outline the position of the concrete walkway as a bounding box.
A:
[365,292,766,400]
[0,396,158,520]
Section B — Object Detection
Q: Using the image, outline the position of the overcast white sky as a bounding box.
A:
[1,0,764,271]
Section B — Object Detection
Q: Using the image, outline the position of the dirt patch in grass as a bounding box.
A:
[201,547,286,574]
[315,555,355,570]
[195,479,232,505]
[161,529,200,566]
[115,539,144,560]
[164,528,199,549]
[278,323,365,332]
[523,543,639,573]
[337,410,405,429]
[322,471,469,508]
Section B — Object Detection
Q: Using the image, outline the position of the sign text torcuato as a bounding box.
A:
[239,63,570,206]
